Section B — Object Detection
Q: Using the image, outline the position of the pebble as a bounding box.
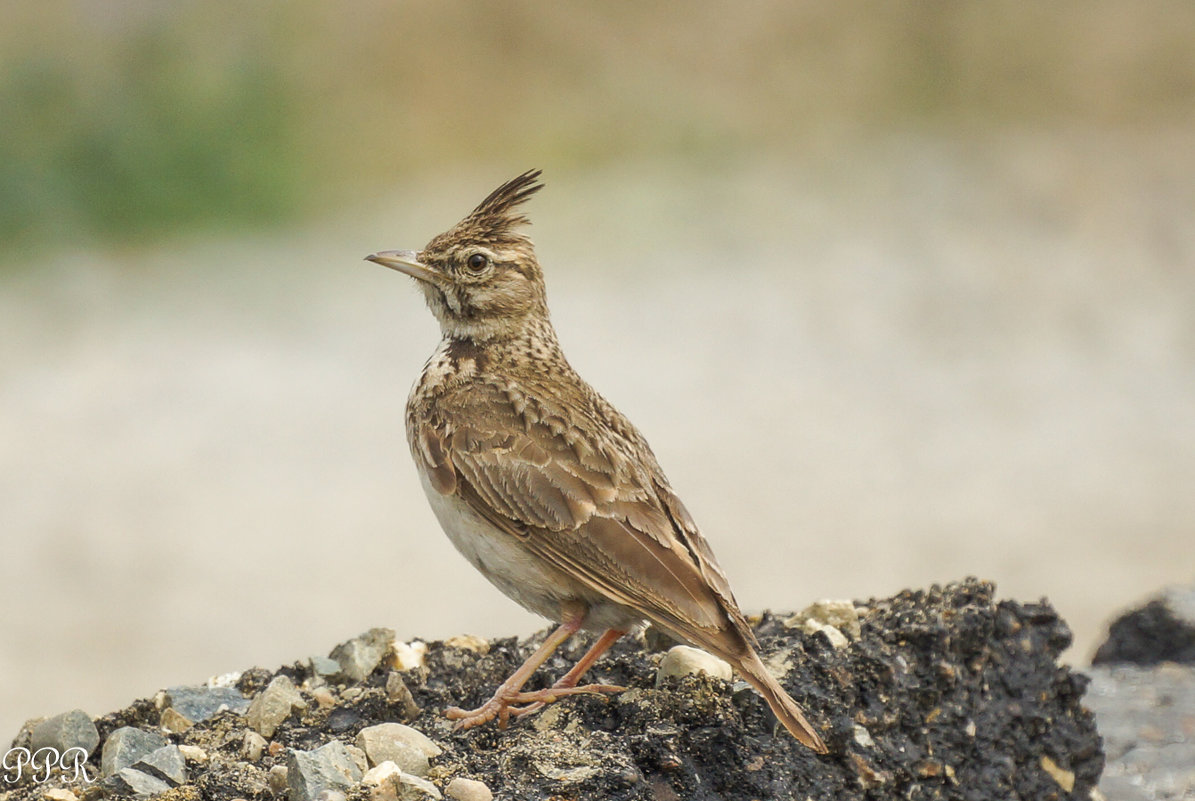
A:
[267,765,289,795]
[163,685,252,722]
[242,730,268,762]
[159,708,194,734]
[133,745,188,786]
[444,776,493,801]
[29,709,100,758]
[392,640,428,671]
[443,634,489,654]
[362,762,443,800]
[784,599,862,641]
[656,645,733,686]
[385,671,422,720]
[356,723,442,776]
[245,674,306,738]
[100,727,167,777]
[177,744,209,764]
[309,655,343,679]
[107,766,173,797]
[41,789,78,801]
[286,741,364,801]
[330,628,396,681]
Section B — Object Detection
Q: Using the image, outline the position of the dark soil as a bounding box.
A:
[5,578,1103,801]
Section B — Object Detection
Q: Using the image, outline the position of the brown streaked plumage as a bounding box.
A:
[366,170,827,753]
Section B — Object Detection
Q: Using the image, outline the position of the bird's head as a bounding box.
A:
[367,170,549,341]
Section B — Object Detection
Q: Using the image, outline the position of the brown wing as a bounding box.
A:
[412,382,756,655]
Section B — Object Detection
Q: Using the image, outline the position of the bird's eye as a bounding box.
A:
[466,253,489,273]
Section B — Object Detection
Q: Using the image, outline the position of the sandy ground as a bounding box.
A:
[2,131,1193,740]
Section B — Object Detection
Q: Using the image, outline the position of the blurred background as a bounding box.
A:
[3,1,1194,739]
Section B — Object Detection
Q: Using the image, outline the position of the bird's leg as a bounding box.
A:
[446,602,590,731]
[509,627,627,718]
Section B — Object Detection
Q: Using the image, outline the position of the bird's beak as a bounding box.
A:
[365,250,441,284]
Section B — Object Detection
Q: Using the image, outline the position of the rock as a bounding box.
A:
[309,655,343,679]
[267,764,289,795]
[363,762,443,800]
[356,723,442,776]
[133,744,188,786]
[159,707,194,734]
[443,634,489,654]
[242,730,268,762]
[245,674,306,737]
[107,767,173,797]
[176,744,208,764]
[1093,586,1195,665]
[384,671,422,720]
[163,685,252,722]
[42,790,78,801]
[392,640,427,671]
[330,628,396,681]
[784,598,862,639]
[285,740,364,801]
[100,726,167,777]
[29,709,99,759]
[444,776,493,801]
[656,645,733,686]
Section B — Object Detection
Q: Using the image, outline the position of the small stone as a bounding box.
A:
[392,641,428,671]
[364,761,443,801]
[443,634,489,654]
[1040,756,1075,792]
[108,767,173,797]
[177,745,209,764]
[311,686,337,709]
[853,724,875,748]
[42,789,78,801]
[310,655,343,678]
[385,672,422,720]
[357,723,442,776]
[101,727,168,777]
[656,645,733,685]
[133,745,188,786]
[268,765,289,795]
[159,708,194,734]
[810,622,850,650]
[30,709,100,759]
[784,599,862,640]
[246,674,306,738]
[242,730,268,762]
[330,628,396,681]
[163,685,252,722]
[361,760,402,786]
[286,741,364,801]
[395,773,443,800]
[315,792,347,801]
[444,776,493,801]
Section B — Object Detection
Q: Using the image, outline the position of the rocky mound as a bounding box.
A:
[6,578,1102,800]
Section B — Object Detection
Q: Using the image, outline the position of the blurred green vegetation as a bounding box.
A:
[2,1,1193,257]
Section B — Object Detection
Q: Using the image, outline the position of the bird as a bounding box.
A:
[365,170,827,753]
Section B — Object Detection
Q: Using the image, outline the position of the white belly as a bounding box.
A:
[417,471,644,632]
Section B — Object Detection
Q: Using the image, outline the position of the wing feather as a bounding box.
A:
[416,383,752,648]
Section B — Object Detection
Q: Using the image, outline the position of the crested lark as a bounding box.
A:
[366,170,827,752]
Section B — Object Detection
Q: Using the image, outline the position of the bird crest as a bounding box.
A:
[430,170,544,251]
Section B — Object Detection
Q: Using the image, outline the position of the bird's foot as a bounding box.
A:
[446,683,625,730]
[508,682,626,719]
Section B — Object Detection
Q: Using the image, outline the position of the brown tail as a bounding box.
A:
[734,650,828,753]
